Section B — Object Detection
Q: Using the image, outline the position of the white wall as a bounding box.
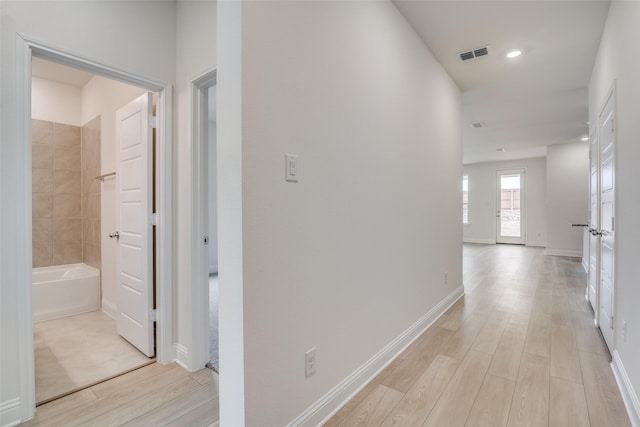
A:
[173,0,217,370]
[0,2,176,425]
[546,142,589,257]
[463,157,547,246]
[590,1,640,422]
[221,1,462,424]
[81,75,146,319]
[31,77,81,126]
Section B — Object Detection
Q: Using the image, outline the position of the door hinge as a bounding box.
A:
[612,217,615,232]
[151,213,158,226]
[150,116,157,129]
[611,316,614,329]
[150,309,157,322]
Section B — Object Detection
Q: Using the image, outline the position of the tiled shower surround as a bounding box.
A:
[32,118,101,268]
[81,116,101,269]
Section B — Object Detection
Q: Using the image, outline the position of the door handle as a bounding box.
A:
[109,231,120,240]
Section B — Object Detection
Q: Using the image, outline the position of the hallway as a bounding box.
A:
[325,244,630,426]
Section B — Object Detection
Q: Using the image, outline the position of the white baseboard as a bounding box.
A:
[545,248,583,257]
[286,285,465,427]
[526,241,546,248]
[611,350,640,427]
[0,397,21,427]
[101,298,118,320]
[174,343,190,370]
[463,238,495,245]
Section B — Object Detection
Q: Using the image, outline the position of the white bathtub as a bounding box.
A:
[32,263,101,323]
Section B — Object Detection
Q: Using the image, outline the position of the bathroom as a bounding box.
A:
[30,57,154,404]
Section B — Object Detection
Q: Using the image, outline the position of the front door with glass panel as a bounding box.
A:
[496,169,525,245]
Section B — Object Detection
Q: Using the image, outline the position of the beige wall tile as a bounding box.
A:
[82,219,101,246]
[33,218,53,243]
[83,220,93,245]
[82,170,100,194]
[53,240,82,265]
[32,145,53,169]
[82,140,100,171]
[32,168,54,194]
[54,170,81,194]
[54,123,81,148]
[54,146,81,171]
[53,193,81,219]
[33,240,54,268]
[32,119,53,145]
[84,193,100,219]
[54,219,82,243]
[84,243,101,269]
[33,193,53,219]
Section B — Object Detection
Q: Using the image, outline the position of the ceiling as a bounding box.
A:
[394,0,611,164]
[32,57,94,87]
[33,2,612,164]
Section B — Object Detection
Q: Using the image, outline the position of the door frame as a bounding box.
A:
[190,67,217,370]
[15,35,173,418]
[587,129,600,322]
[596,81,617,351]
[495,168,526,245]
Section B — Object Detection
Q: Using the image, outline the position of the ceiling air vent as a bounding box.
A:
[471,122,486,129]
[458,46,490,61]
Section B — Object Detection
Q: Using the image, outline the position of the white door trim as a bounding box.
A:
[597,81,617,351]
[190,67,217,370]
[15,34,173,421]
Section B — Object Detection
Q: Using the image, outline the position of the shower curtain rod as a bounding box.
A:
[96,171,116,181]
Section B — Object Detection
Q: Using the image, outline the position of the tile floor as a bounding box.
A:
[34,310,153,404]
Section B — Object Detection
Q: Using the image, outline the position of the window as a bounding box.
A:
[462,175,469,224]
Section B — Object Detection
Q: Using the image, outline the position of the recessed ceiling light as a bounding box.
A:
[506,50,522,59]
[496,148,506,152]
[581,137,589,141]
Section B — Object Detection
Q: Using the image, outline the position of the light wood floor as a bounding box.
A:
[21,363,219,426]
[325,244,631,427]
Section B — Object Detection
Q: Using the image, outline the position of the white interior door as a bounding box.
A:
[597,88,616,351]
[496,169,526,245]
[588,131,599,315]
[115,93,155,357]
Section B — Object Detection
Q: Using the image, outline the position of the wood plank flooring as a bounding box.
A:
[325,244,631,427]
[21,363,218,426]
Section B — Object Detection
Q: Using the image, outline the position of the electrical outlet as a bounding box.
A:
[444,272,448,285]
[305,348,316,377]
[623,320,627,343]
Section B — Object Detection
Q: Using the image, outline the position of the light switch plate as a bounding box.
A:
[286,154,299,182]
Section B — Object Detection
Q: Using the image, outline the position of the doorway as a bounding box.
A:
[189,68,219,372]
[206,84,219,371]
[496,169,526,245]
[16,37,174,417]
[30,58,159,404]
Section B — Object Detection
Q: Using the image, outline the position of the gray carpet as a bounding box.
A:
[208,274,219,371]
